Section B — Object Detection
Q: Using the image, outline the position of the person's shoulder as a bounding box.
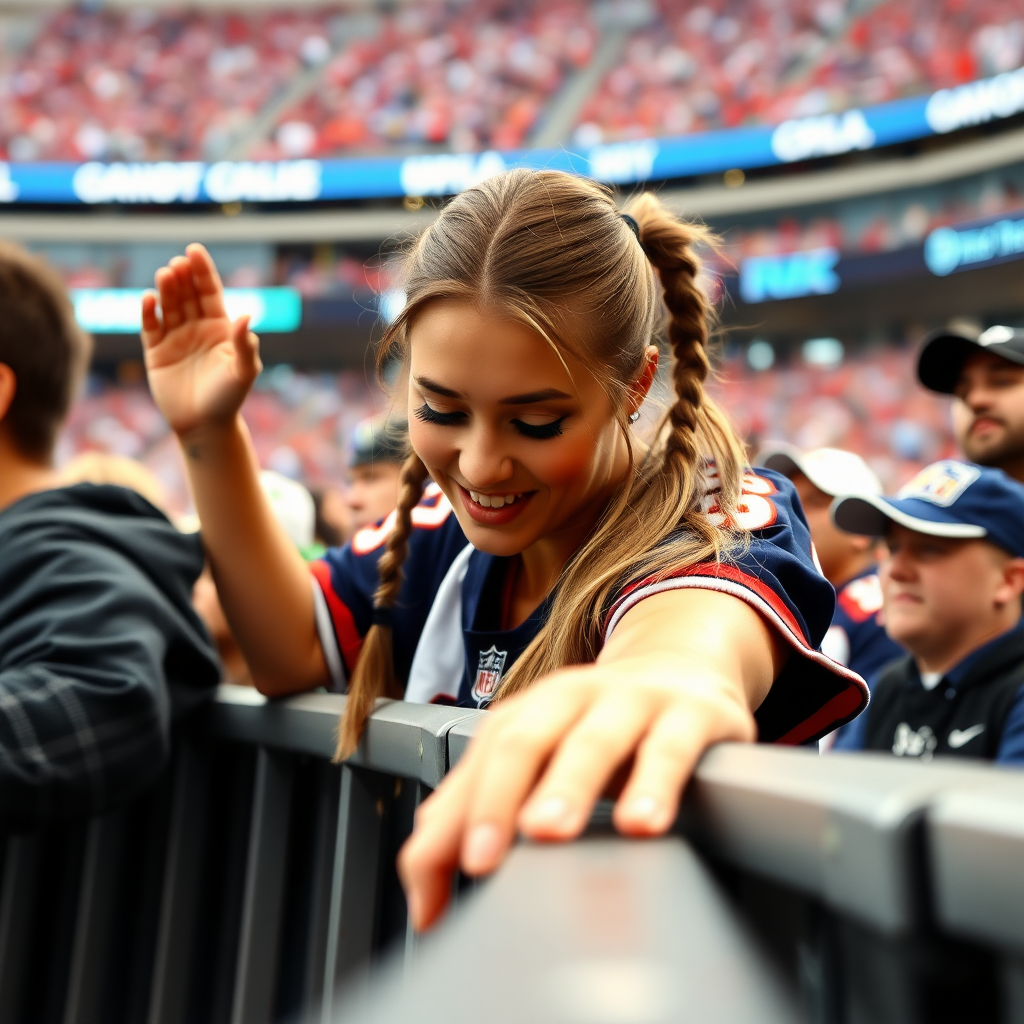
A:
[836,570,885,625]
[346,482,464,559]
[0,483,203,597]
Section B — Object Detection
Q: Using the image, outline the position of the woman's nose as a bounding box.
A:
[458,428,514,488]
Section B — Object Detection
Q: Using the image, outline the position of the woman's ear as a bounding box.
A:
[628,345,659,416]
[0,363,16,423]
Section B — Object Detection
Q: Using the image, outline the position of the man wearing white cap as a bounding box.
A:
[758,446,903,749]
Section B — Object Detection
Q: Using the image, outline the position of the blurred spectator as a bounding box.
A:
[0,242,219,829]
[193,470,319,687]
[346,415,408,531]
[917,325,1024,485]
[311,484,352,548]
[833,461,1024,762]
[757,444,903,748]
[58,449,168,511]
[709,341,957,493]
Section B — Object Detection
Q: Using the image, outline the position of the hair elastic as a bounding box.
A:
[371,606,394,628]
[621,213,641,241]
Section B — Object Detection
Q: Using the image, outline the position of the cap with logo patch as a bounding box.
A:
[757,444,883,499]
[832,459,1024,559]
[917,325,1024,395]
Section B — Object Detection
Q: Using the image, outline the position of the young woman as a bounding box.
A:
[141,170,866,931]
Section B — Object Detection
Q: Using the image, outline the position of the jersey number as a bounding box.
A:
[700,469,778,531]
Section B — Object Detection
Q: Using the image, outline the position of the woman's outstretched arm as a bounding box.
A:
[397,588,784,931]
[142,244,327,694]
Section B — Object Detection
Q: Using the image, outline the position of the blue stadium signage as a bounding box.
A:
[3,65,1023,205]
[925,215,1024,277]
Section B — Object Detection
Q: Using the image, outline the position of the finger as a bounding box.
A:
[517,689,658,840]
[140,291,164,349]
[398,765,474,931]
[612,701,751,836]
[460,679,593,876]
[186,243,228,318]
[155,267,183,331]
[231,316,262,380]
[171,255,201,322]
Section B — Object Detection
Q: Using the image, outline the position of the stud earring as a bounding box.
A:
[628,410,640,423]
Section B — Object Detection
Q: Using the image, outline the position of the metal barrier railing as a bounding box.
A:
[0,685,1022,1024]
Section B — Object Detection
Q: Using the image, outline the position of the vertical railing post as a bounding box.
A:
[319,764,392,1022]
[0,833,39,1020]
[62,809,128,1024]
[148,741,211,1024]
[230,746,295,1024]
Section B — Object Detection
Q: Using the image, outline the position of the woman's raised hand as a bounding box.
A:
[141,244,262,438]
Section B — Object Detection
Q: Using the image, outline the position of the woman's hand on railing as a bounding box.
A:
[398,588,782,931]
[141,243,262,442]
[398,660,757,931]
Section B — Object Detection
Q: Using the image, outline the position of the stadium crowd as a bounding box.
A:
[575,0,1024,145]
[1,0,1022,162]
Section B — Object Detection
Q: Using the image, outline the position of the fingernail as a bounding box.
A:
[622,796,668,828]
[525,796,570,826]
[462,822,504,874]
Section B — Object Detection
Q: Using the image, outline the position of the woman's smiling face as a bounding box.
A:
[407,299,636,558]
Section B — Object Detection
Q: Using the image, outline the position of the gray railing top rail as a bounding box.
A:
[211,687,1024,940]
[928,774,1024,956]
[337,836,802,1024]
[207,684,483,787]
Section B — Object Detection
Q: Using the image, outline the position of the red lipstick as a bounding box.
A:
[457,484,534,525]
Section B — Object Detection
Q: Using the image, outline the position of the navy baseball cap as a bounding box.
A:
[832,460,1024,559]
[918,325,1024,395]
[349,415,408,468]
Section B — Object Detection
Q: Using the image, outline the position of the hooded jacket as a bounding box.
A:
[0,483,220,831]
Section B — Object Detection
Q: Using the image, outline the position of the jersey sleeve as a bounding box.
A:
[604,465,869,745]
[309,484,469,688]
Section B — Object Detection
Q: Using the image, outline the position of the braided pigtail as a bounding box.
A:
[336,451,430,759]
[628,194,745,537]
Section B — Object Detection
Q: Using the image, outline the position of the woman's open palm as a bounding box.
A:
[141,244,262,437]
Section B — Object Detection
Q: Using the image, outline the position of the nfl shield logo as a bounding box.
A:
[472,645,508,704]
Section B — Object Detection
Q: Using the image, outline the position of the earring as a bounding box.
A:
[628,410,641,423]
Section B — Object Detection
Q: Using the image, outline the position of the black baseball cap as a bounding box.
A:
[917,325,1024,395]
[349,415,408,468]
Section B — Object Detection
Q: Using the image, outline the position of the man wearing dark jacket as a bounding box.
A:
[0,243,219,831]
[833,460,1024,763]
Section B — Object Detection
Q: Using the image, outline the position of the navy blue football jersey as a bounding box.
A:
[311,468,868,745]
[823,568,904,685]
[824,567,904,751]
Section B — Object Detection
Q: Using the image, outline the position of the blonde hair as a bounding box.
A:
[336,169,747,758]
[59,451,168,512]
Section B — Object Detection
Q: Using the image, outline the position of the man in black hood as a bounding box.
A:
[0,243,219,832]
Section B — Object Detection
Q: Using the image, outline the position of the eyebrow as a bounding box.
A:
[414,376,572,405]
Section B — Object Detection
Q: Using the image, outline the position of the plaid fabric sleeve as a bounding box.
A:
[0,542,177,832]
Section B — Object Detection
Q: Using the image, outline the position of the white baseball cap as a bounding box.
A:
[259,470,315,550]
[756,444,883,498]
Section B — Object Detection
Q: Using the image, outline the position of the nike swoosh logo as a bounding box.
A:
[948,724,985,749]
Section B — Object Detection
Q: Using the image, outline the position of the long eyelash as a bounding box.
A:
[414,402,464,426]
[513,417,566,440]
